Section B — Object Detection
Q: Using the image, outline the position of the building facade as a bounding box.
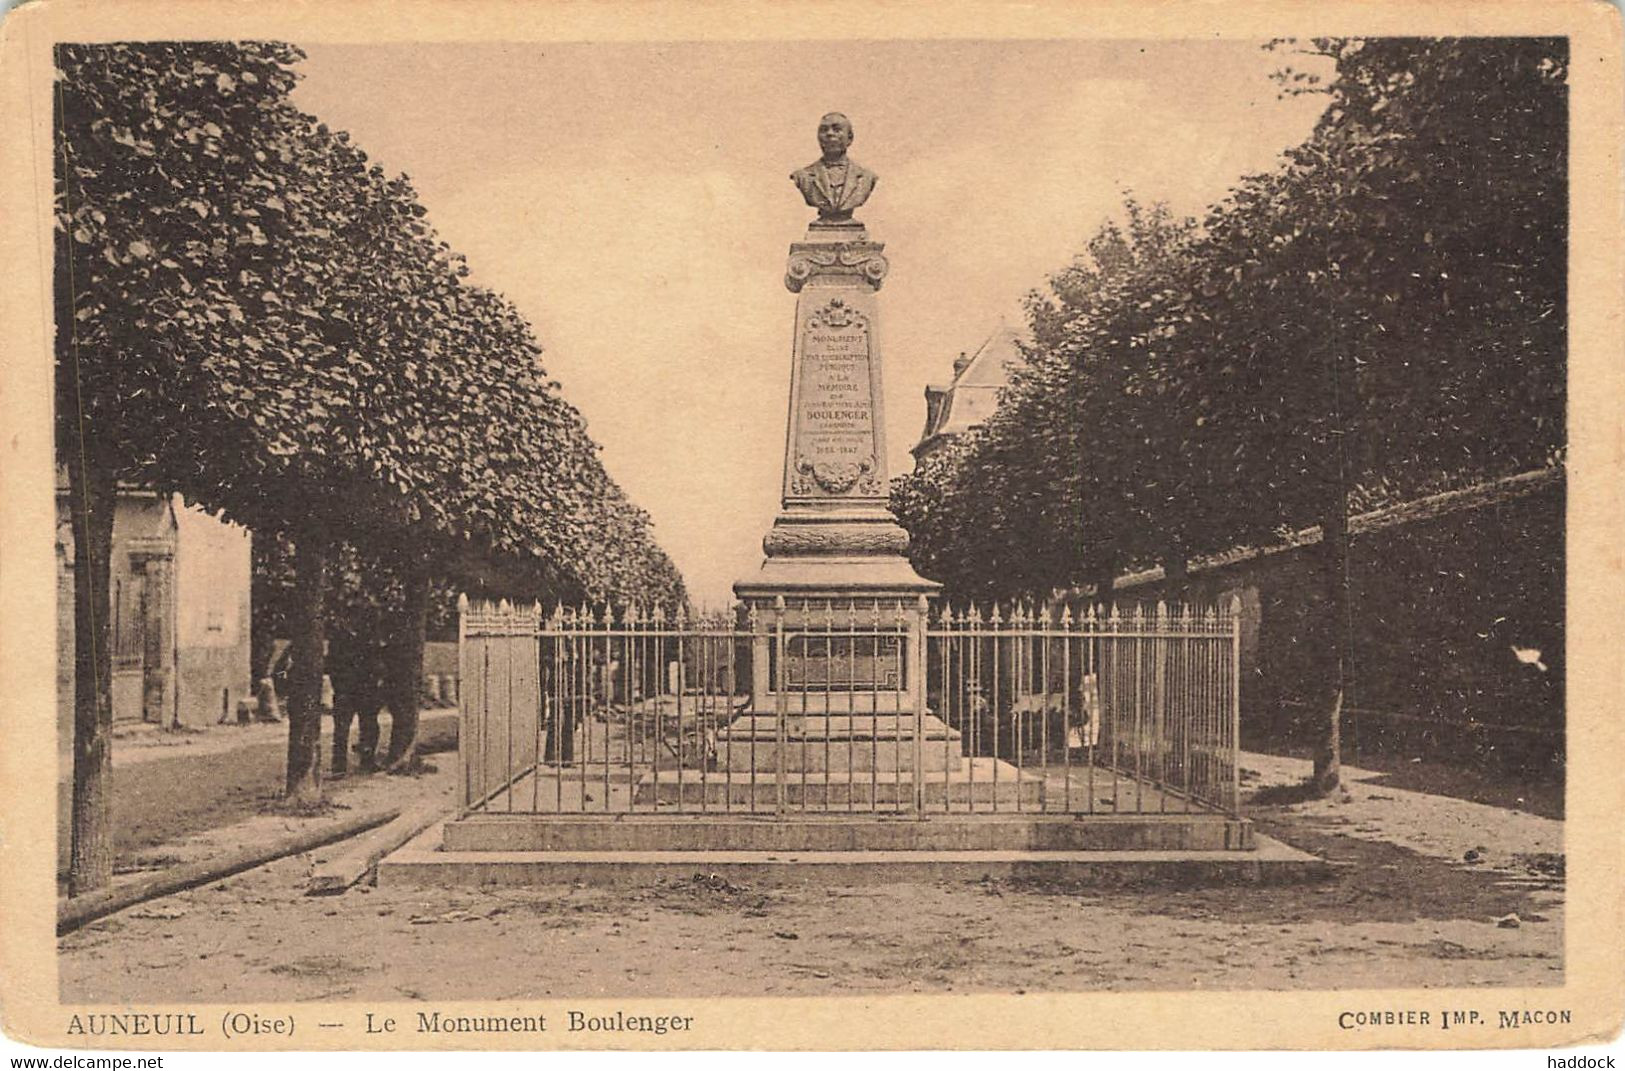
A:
[911,321,1023,464]
[56,481,252,750]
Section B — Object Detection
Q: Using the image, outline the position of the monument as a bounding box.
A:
[712,113,981,810]
[739,111,934,598]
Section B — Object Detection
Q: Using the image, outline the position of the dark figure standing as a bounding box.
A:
[329,630,387,775]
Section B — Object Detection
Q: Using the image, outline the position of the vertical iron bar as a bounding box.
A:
[1154,602,1167,813]
[1040,607,1051,813]
[1109,606,1120,812]
[967,608,978,814]
[1087,608,1099,815]
[1011,607,1023,814]
[1182,608,1194,814]
[912,596,926,816]
[701,615,712,814]
[724,611,737,814]
[774,597,787,818]
[748,604,759,814]
[678,613,691,814]
[480,619,492,812]
[1132,605,1144,814]
[864,601,876,813]
[803,602,818,813]
[503,619,514,813]
[938,609,952,814]
[1062,607,1074,813]
[991,608,1001,813]
[601,610,610,812]
[539,627,552,812]
[631,609,643,810]
[1230,596,1242,814]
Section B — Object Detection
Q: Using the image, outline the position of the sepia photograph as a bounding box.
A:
[1,0,1621,1054]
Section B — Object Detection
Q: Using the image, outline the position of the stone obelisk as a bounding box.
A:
[735,112,938,603]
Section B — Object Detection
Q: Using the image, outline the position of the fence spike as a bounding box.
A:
[457,593,470,613]
[1060,603,1073,628]
[989,603,1003,626]
[1038,602,1052,627]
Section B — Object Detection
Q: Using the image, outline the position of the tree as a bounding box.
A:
[56,40,329,887]
[57,41,691,879]
[891,37,1566,796]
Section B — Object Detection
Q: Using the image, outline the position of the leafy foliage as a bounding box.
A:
[892,38,1566,602]
[57,41,686,607]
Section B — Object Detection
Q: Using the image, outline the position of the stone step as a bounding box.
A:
[381,827,1327,889]
[632,758,1043,808]
[715,713,965,772]
[715,740,967,773]
[443,813,1254,853]
[716,714,960,740]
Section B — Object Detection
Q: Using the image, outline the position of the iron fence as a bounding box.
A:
[456,595,1241,819]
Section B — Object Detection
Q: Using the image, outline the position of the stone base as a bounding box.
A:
[379,828,1327,889]
[735,555,940,597]
[632,757,1044,809]
[443,812,1257,853]
[716,713,961,772]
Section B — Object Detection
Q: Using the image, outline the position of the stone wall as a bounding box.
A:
[173,499,252,726]
[1115,475,1564,775]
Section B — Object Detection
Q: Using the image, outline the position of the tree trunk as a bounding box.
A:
[1310,498,1350,794]
[1091,559,1117,609]
[67,450,117,896]
[1162,538,1189,586]
[250,538,276,682]
[384,561,430,773]
[285,532,328,802]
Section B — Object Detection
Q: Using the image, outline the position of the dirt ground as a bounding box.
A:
[55,712,457,879]
[58,753,1562,1001]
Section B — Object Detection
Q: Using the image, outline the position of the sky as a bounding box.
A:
[291,40,1332,608]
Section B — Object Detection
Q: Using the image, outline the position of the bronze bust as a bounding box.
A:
[790,112,877,224]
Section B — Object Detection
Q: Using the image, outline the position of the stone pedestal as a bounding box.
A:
[737,220,938,600]
[728,220,947,797]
